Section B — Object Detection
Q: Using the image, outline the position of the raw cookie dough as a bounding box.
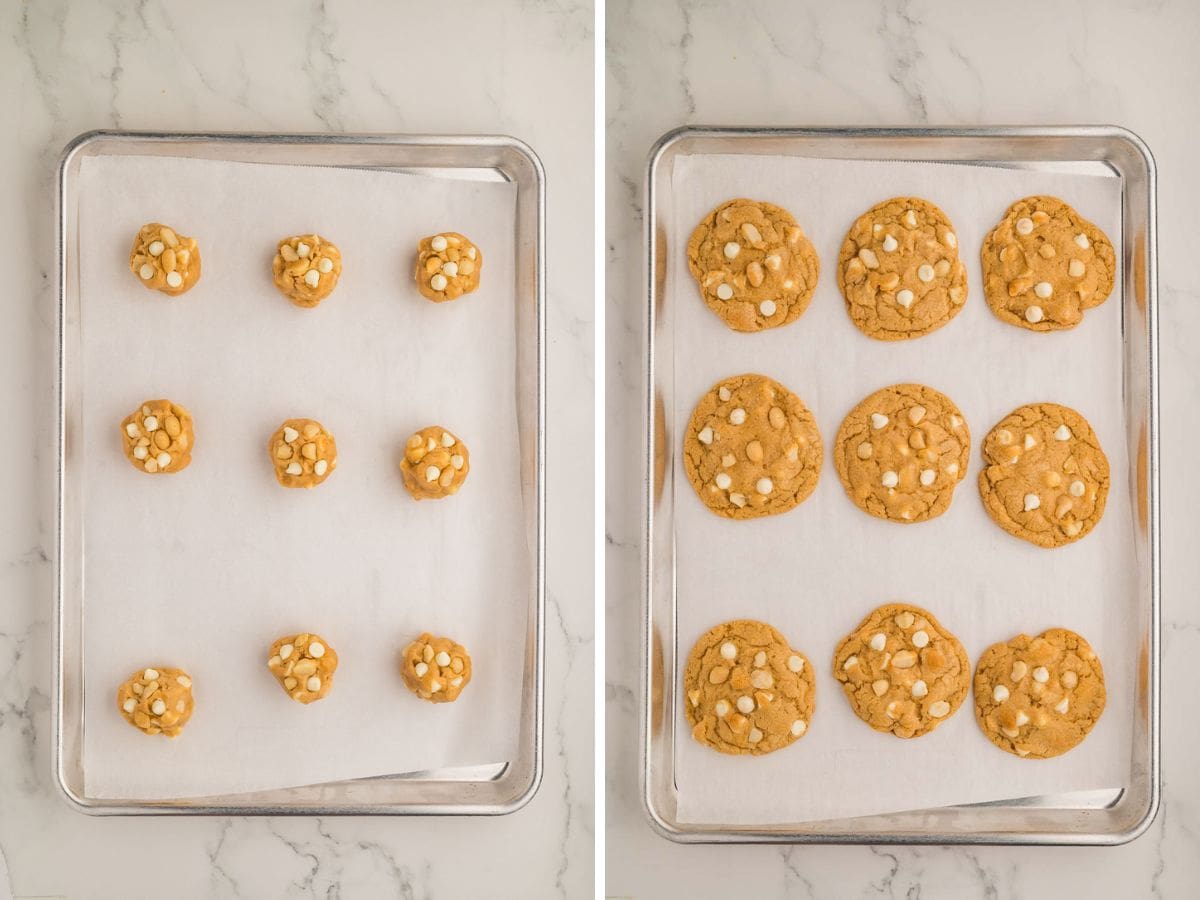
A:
[120,399,194,474]
[683,619,815,756]
[270,419,337,488]
[981,196,1116,331]
[272,233,342,307]
[685,198,820,332]
[116,666,194,737]
[833,383,970,523]
[978,402,1109,548]
[973,628,1105,759]
[267,632,338,704]
[683,373,823,520]
[399,426,469,500]
[129,222,201,295]
[837,197,967,340]
[415,232,482,302]
[401,633,472,703]
[832,603,969,738]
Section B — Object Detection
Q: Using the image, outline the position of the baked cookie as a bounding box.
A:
[682,373,822,520]
[272,233,342,307]
[981,196,1116,331]
[399,426,470,500]
[832,603,969,738]
[685,198,820,332]
[684,619,815,756]
[973,628,1105,758]
[837,197,967,340]
[120,399,194,474]
[978,403,1109,548]
[129,222,201,296]
[415,232,481,302]
[267,632,338,704]
[270,419,337,488]
[116,666,194,737]
[401,633,472,703]
[833,384,970,523]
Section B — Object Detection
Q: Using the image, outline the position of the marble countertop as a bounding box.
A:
[605,0,1198,896]
[0,1,593,897]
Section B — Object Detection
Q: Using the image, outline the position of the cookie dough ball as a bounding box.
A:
[116,666,194,737]
[978,402,1109,548]
[270,419,337,488]
[833,603,969,739]
[834,383,970,523]
[415,232,482,302]
[686,198,820,332]
[974,628,1105,758]
[401,633,472,703]
[399,426,469,500]
[684,619,815,756]
[981,196,1116,331]
[683,373,823,520]
[267,633,338,704]
[272,233,343,308]
[120,399,194,474]
[837,197,967,340]
[129,223,201,296]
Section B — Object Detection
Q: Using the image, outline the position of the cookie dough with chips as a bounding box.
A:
[973,628,1106,759]
[270,419,337,488]
[267,632,338,704]
[399,426,469,500]
[401,633,472,703]
[684,619,815,756]
[116,666,194,737]
[833,603,969,738]
[272,233,342,307]
[415,232,482,302]
[129,222,201,295]
[121,399,194,474]
[686,198,820,332]
[683,373,823,520]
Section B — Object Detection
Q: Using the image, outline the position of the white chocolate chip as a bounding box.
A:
[902,209,918,228]
[314,459,328,476]
[881,470,899,488]
[429,679,442,693]
[714,473,732,490]
[872,679,889,697]
[1023,493,1040,511]
[431,235,448,252]
[414,662,428,677]
[944,231,957,249]
[430,273,448,291]
[750,669,773,690]
[435,651,451,667]
[929,700,950,718]
[718,386,731,402]
[283,426,299,442]
[155,452,171,468]
[138,263,155,280]
[716,283,734,300]
[736,696,755,714]
[151,699,166,716]
[1074,233,1090,249]
[908,405,926,425]
[919,469,936,487]
[1016,217,1034,235]
[442,261,459,277]
[755,477,773,495]
[1034,281,1053,299]
[791,719,807,736]
[895,612,915,629]
[882,234,898,253]
[309,642,326,659]
[886,701,900,719]
[143,416,159,432]
[714,700,730,717]
[303,269,320,288]
[1070,480,1085,497]
[306,676,321,692]
[125,422,140,438]
[1015,710,1030,726]
[1025,305,1044,324]
[759,299,777,316]
[1055,424,1072,441]
[148,240,164,256]
[1011,661,1028,681]
[123,698,136,713]
[858,248,880,269]
[1068,259,1086,277]
[723,242,740,259]
[1062,671,1078,689]
[896,289,914,308]
[729,408,746,425]
[697,426,713,445]
[280,644,294,660]
[318,257,334,273]
[1024,434,1036,450]
[425,465,441,482]
[871,413,889,430]
[856,442,873,459]
[133,445,148,460]
[911,679,928,698]
[748,727,763,744]
[842,655,859,670]
[869,633,886,651]
[740,222,762,243]
[993,684,1010,702]
[787,655,804,673]
[1032,666,1050,683]
[912,630,929,648]
[165,271,183,288]
[917,264,935,282]
[296,242,311,258]
[285,462,302,476]
[720,642,737,661]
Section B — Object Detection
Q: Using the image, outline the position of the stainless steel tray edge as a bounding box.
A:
[641,125,1160,844]
[53,130,545,816]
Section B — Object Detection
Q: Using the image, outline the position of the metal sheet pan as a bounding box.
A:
[54,130,545,816]
[641,126,1159,844]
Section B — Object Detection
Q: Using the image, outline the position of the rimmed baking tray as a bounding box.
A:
[641,126,1159,843]
[54,130,545,815]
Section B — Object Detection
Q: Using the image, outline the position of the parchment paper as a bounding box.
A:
[669,154,1131,824]
[78,154,529,799]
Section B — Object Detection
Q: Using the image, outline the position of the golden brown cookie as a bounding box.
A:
[120,399,194,474]
[272,233,342,307]
[399,426,470,500]
[833,384,970,523]
[684,619,815,756]
[267,632,338,704]
[837,197,967,340]
[973,628,1105,759]
[981,196,1116,331]
[685,198,820,332]
[978,402,1109,548]
[683,373,822,520]
[129,222,201,295]
[269,419,337,488]
[401,633,472,703]
[833,603,969,739]
[415,232,482,302]
[116,666,194,737]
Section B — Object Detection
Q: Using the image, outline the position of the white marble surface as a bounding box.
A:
[1,1,593,897]
[606,0,1199,896]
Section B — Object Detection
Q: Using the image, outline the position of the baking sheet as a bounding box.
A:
[77,154,528,799]
[669,154,1130,824]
